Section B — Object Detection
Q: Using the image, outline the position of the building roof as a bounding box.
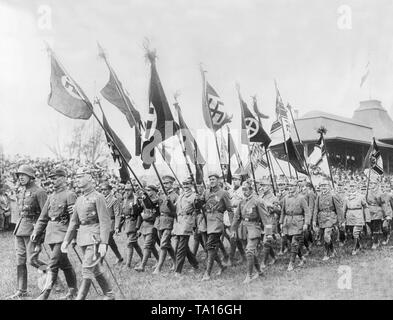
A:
[293,110,373,145]
[352,100,393,144]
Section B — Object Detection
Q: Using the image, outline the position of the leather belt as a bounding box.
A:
[347,207,362,210]
[287,212,304,216]
[80,219,98,225]
[243,218,257,222]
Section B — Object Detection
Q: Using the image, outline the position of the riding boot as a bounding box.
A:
[133,242,143,260]
[201,249,215,281]
[215,252,227,275]
[135,249,150,271]
[95,273,115,300]
[60,267,77,299]
[36,270,57,300]
[153,249,167,274]
[126,247,134,268]
[75,278,92,300]
[254,256,263,276]
[151,246,159,261]
[323,243,330,260]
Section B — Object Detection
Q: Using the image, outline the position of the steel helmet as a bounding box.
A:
[16,165,36,179]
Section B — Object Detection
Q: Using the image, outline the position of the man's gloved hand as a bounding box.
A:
[98,244,107,258]
[61,241,69,253]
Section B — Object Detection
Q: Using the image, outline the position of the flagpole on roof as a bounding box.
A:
[274,80,294,179]
[236,83,258,194]
[199,64,226,181]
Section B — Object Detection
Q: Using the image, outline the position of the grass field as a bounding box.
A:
[1,230,392,300]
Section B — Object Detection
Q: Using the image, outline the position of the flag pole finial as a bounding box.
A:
[173,90,181,103]
[143,38,157,63]
[97,41,106,59]
[317,126,327,135]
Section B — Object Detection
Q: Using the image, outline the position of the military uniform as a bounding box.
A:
[280,192,311,268]
[117,192,143,268]
[313,191,343,259]
[135,186,160,272]
[104,191,123,262]
[63,180,113,300]
[11,166,48,298]
[381,187,393,244]
[231,192,268,280]
[343,191,369,254]
[33,172,78,300]
[260,189,280,267]
[172,186,199,274]
[201,183,233,279]
[366,187,391,248]
[301,187,316,251]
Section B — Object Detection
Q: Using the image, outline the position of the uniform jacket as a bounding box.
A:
[260,190,280,234]
[366,189,389,220]
[157,189,178,231]
[14,182,48,237]
[117,196,142,234]
[173,190,196,236]
[64,186,111,246]
[280,193,311,236]
[231,194,268,239]
[140,195,159,235]
[105,193,121,231]
[343,193,369,226]
[313,192,343,228]
[34,186,76,244]
[202,186,233,234]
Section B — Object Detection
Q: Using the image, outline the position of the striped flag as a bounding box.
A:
[369,138,383,176]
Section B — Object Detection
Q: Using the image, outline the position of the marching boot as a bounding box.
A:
[135,249,150,272]
[36,270,57,300]
[168,246,176,271]
[269,247,277,265]
[7,265,28,299]
[352,238,359,256]
[192,238,199,256]
[329,242,336,257]
[243,255,258,284]
[254,256,263,276]
[151,246,159,261]
[95,273,115,300]
[153,249,167,274]
[224,239,236,267]
[261,246,269,269]
[201,250,215,281]
[322,243,330,261]
[371,235,379,250]
[133,243,143,260]
[287,253,296,271]
[215,253,227,276]
[126,247,134,268]
[76,278,92,300]
[60,268,78,300]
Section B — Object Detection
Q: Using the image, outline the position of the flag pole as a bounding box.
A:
[200,64,226,180]
[236,83,258,194]
[287,104,315,192]
[93,97,142,193]
[265,146,277,196]
[226,125,245,175]
[270,149,289,182]
[156,146,183,190]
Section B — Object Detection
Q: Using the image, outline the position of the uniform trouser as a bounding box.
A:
[245,237,260,276]
[320,227,336,252]
[193,232,207,255]
[108,231,122,260]
[15,236,47,269]
[0,213,5,230]
[382,219,391,241]
[141,233,158,264]
[262,235,275,264]
[205,233,224,275]
[229,232,246,261]
[345,225,363,249]
[175,235,198,273]
[303,225,313,249]
[370,219,383,244]
[286,234,304,263]
[158,229,175,260]
[80,245,106,279]
[46,243,77,289]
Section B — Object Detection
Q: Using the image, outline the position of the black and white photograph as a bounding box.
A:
[1,0,393,304]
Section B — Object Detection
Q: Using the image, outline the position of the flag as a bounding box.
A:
[228,129,243,169]
[102,114,132,183]
[47,52,93,120]
[360,61,370,88]
[141,50,178,168]
[244,144,268,173]
[269,81,291,146]
[367,138,383,176]
[252,96,269,119]
[174,102,206,166]
[201,68,232,131]
[307,132,332,185]
[238,89,271,147]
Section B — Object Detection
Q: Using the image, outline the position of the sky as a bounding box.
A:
[2,0,393,176]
